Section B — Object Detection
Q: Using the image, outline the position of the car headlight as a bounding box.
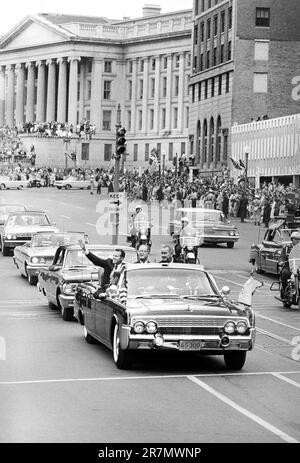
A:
[229,231,235,236]
[236,321,248,334]
[63,283,77,295]
[224,321,236,334]
[6,234,17,240]
[146,321,158,334]
[133,321,145,334]
[31,257,39,264]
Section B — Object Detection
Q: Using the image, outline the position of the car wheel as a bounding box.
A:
[112,322,132,369]
[65,184,71,190]
[83,324,97,344]
[61,305,74,321]
[0,183,6,190]
[227,242,234,249]
[48,300,57,310]
[18,185,23,190]
[1,239,9,256]
[283,300,292,309]
[57,187,62,190]
[224,351,247,370]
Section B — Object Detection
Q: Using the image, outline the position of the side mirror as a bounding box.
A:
[221,286,231,297]
[270,281,280,291]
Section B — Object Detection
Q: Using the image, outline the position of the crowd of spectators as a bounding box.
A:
[17,119,96,139]
[0,127,35,164]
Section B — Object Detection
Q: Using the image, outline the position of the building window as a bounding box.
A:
[145,143,149,161]
[205,80,208,99]
[140,60,144,72]
[133,144,138,161]
[127,110,132,131]
[200,54,203,71]
[128,80,132,100]
[201,0,205,12]
[208,0,211,8]
[218,75,222,95]
[138,110,143,130]
[206,51,210,69]
[227,41,232,61]
[103,81,111,100]
[213,47,217,66]
[104,144,112,161]
[214,15,218,36]
[86,110,90,121]
[226,72,230,93]
[174,75,179,96]
[186,107,189,128]
[211,77,215,97]
[151,58,156,71]
[221,11,225,33]
[200,22,204,41]
[87,80,91,100]
[186,53,191,67]
[77,81,80,101]
[162,76,167,97]
[173,107,178,129]
[253,73,268,93]
[194,25,198,45]
[207,19,211,39]
[220,44,224,63]
[104,60,112,73]
[102,110,111,130]
[175,54,180,68]
[198,82,202,101]
[161,108,166,129]
[139,80,143,99]
[128,61,133,73]
[149,109,154,130]
[81,143,89,161]
[87,60,92,73]
[168,142,173,161]
[256,7,270,27]
[228,7,232,29]
[254,41,269,61]
[150,78,155,98]
[163,56,168,69]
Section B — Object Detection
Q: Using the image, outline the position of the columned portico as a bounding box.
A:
[46,59,56,121]
[0,66,6,126]
[36,60,46,122]
[16,63,25,125]
[6,65,15,127]
[90,57,103,133]
[57,57,68,122]
[165,54,173,132]
[153,55,161,133]
[26,62,35,122]
[68,56,80,126]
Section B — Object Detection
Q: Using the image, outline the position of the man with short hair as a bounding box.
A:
[135,243,151,263]
[159,243,183,263]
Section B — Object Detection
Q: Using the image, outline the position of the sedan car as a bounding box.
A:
[74,263,255,370]
[38,244,137,321]
[54,177,92,190]
[0,203,27,225]
[13,231,89,285]
[168,208,239,248]
[0,177,29,190]
[0,211,58,256]
[249,218,300,275]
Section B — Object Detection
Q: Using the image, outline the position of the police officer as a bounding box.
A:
[279,231,300,296]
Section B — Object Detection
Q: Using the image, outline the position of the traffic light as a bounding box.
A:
[115,127,126,159]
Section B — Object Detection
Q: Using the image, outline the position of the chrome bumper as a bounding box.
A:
[58,294,74,309]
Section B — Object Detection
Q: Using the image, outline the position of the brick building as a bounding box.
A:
[189,0,300,178]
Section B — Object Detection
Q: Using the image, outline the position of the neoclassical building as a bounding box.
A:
[0,5,192,167]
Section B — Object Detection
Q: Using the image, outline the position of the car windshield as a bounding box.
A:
[6,213,50,227]
[0,205,26,216]
[31,233,85,247]
[177,210,225,223]
[126,268,217,298]
[63,248,137,267]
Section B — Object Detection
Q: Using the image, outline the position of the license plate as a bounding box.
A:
[179,340,203,351]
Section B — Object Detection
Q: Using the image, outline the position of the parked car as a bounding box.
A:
[0,204,27,225]
[0,176,29,190]
[168,208,239,248]
[0,211,58,256]
[54,177,93,190]
[13,231,89,285]
[249,217,300,275]
[37,244,137,321]
[74,263,255,370]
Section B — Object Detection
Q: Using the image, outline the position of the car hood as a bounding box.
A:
[4,226,58,233]
[126,297,245,317]
[16,246,59,257]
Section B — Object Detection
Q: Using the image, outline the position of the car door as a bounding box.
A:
[84,290,97,335]
[259,230,274,272]
[46,248,65,300]
[262,230,281,274]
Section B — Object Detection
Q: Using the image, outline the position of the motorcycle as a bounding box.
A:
[179,234,201,264]
[28,179,42,188]
[270,244,300,309]
[127,217,152,250]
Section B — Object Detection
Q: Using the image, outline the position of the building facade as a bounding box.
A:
[0,6,192,167]
[189,0,300,178]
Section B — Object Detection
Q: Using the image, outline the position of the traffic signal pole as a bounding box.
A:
[112,105,126,245]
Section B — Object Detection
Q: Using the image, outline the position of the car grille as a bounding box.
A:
[161,327,222,335]
[154,316,236,328]
[15,234,32,240]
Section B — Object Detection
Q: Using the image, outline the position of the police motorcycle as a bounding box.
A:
[271,242,300,309]
[127,206,152,250]
[174,221,201,264]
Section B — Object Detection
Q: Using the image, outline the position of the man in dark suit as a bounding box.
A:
[78,240,126,291]
[134,243,150,263]
[159,244,184,263]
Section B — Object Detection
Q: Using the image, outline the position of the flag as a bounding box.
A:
[239,159,246,168]
[149,149,158,168]
[238,276,263,307]
[230,157,243,170]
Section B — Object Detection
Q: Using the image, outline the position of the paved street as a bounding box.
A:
[0,188,300,443]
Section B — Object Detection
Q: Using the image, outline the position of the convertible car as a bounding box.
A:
[54,177,92,190]
[167,208,239,248]
[37,244,137,321]
[0,210,58,256]
[249,218,300,275]
[0,177,29,190]
[74,263,255,370]
[13,231,89,285]
[0,203,27,225]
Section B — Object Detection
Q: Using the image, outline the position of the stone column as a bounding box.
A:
[15,63,25,126]
[178,53,185,132]
[36,60,46,122]
[6,64,15,128]
[142,57,150,133]
[130,58,138,134]
[57,57,67,122]
[26,62,35,122]
[46,59,56,121]
[0,66,6,126]
[165,54,173,132]
[90,57,103,133]
[68,56,80,126]
[153,55,161,134]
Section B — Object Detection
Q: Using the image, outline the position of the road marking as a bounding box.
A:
[60,215,71,219]
[187,375,298,443]
[257,327,294,346]
[0,370,299,386]
[86,222,96,227]
[256,313,300,332]
[271,373,300,389]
